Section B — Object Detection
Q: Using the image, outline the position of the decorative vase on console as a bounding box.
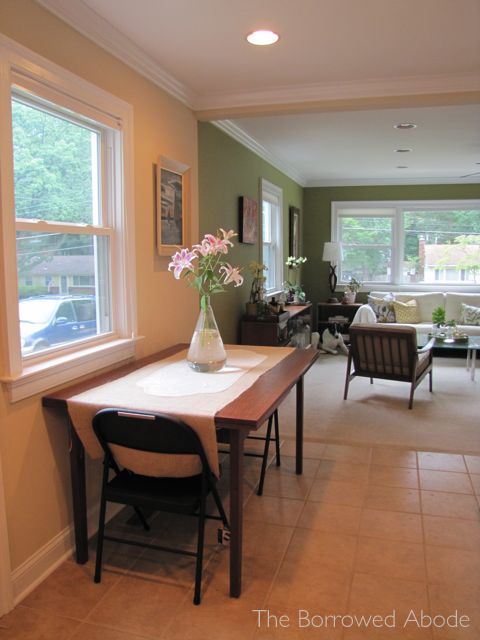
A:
[168,228,244,372]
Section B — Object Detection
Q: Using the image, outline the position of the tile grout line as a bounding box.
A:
[417,451,435,628]
[341,445,373,632]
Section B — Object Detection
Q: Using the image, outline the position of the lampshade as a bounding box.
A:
[322,242,342,264]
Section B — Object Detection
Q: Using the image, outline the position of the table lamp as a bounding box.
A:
[322,242,342,302]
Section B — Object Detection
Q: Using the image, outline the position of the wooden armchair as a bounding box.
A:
[344,324,434,409]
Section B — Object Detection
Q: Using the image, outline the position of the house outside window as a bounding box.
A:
[0,36,136,401]
[332,201,480,288]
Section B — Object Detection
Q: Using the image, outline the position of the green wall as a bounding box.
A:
[198,121,480,341]
[198,122,303,343]
[303,184,480,306]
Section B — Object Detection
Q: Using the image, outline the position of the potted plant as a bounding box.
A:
[284,256,307,304]
[246,261,267,316]
[343,277,362,303]
[432,306,446,327]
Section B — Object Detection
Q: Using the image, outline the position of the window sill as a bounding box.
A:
[1,337,143,403]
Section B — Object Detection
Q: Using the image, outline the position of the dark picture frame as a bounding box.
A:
[289,206,300,257]
[239,196,258,244]
[156,156,190,256]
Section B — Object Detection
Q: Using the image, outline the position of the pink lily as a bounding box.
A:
[193,237,215,256]
[220,263,244,287]
[168,248,197,279]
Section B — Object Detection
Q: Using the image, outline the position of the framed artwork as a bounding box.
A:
[239,196,258,244]
[289,206,300,257]
[156,156,190,256]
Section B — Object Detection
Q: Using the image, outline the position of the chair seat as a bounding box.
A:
[417,350,431,377]
[105,469,204,513]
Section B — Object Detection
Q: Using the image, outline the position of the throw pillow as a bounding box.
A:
[392,299,420,324]
[367,295,396,323]
[460,302,480,325]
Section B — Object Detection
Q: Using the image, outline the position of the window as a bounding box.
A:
[261,179,283,295]
[332,201,480,288]
[13,96,112,356]
[0,36,136,401]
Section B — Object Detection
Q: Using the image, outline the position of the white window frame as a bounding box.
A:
[0,34,138,402]
[261,178,283,296]
[332,200,480,292]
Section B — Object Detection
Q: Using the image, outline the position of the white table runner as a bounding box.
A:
[67,345,293,477]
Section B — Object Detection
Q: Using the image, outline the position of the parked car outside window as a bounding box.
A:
[19,295,97,355]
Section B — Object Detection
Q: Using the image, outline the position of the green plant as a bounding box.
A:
[345,277,362,293]
[432,306,445,326]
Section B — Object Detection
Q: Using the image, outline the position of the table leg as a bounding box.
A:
[466,349,471,371]
[68,419,89,564]
[296,376,304,475]
[228,429,245,597]
[471,349,476,381]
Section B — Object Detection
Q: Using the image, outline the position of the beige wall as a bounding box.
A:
[0,0,199,570]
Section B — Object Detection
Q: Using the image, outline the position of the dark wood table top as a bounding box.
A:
[43,344,319,432]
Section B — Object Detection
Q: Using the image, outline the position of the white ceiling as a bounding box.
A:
[37,0,480,186]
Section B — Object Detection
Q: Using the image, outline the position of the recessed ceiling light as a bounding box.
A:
[397,165,408,169]
[394,123,417,130]
[395,148,412,153]
[246,30,279,46]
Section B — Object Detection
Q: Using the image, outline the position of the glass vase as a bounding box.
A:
[187,297,226,372]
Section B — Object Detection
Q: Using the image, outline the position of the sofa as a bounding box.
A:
[368,291,480,335]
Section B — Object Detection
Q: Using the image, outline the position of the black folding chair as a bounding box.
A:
[92,408,229,605]
[217,408,281,496]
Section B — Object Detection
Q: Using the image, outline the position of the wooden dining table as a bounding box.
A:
[42,343,318,598]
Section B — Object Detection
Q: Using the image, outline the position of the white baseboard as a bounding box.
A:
[11,502,123,605]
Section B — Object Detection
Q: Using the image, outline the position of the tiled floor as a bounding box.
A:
[1,442,479,639]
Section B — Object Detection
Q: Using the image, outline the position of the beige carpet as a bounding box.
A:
[278,353,480,455]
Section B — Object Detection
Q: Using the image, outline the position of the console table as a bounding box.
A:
[240,303,312,347]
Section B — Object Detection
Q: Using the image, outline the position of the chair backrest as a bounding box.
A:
[348,324,418,380]
[92,409,209,478]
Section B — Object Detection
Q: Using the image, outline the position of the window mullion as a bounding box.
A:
[394,207,403,284]
[15,220,112,235]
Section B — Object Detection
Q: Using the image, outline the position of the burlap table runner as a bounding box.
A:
[67,345,293,477]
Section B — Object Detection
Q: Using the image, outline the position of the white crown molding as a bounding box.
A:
[192,72,480,112]
[35,0,192,106]
[306,176,480,187]
[214,121,306,186]
[34,1,480,115]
